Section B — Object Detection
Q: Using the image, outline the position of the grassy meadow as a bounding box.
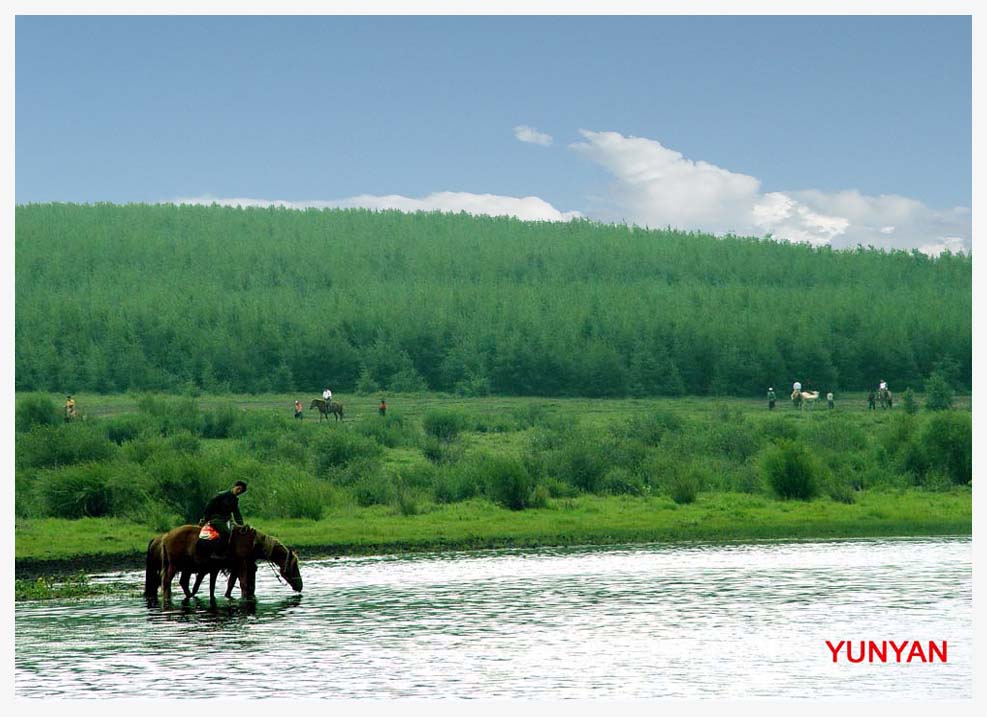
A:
[14,390,971,577]
[13,205,972,591]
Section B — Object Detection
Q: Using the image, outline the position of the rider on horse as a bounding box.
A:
[199,480,247,558]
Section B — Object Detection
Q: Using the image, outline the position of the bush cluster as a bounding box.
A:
[15,394,972,527]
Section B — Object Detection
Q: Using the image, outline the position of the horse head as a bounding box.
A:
[279,548,303,592]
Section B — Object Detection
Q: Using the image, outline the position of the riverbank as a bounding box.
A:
[16,490,971,581]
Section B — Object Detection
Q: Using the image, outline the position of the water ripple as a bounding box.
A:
[15,537,971,699]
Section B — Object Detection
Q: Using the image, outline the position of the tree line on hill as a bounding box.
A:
[15,203,971,397]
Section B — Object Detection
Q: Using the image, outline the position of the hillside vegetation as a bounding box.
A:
[15,203,971,396]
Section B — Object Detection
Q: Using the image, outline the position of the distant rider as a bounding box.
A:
[323,387,332,403]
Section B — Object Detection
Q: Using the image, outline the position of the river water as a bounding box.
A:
[15,537,971,699]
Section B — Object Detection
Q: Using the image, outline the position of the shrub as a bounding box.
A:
[352,472,395,507]
[354,412,419,448]
[143,453,226,523]
[167,430,201,455]
[472,454,538,510]
[512,402,550,429]
[16,395,61,432]
[803,417,867,453]
[704,420,763,461]
[430,464,482,503]
[35,463,114,518]
[759,440,824,500]
[668,468,700,505]
[120,433,169,464]
[312,429,382,476]
[249,466,335,520]
[759,416,800,442]
[422,409,468,442]
[601,467,647,496]
[625,410,683,446]
[920,411,971,485]
[102,413,155,444]
[540,476,577,498]
[902,388,919,415]
[201,404,239,438]
[393,484,428,516]
[17,423,116,470]
[420,436,463,464]
[556,440,608,493]
[470,414,518,434]
[242,428,309,466]
[136,394,203,435]
[924,372,954,411]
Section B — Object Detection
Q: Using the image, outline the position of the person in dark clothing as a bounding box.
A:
[199,480,247,557]
[379,398,387,416]
[867,390,876,410]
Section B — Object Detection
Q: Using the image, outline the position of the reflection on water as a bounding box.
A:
[15,537,971,699]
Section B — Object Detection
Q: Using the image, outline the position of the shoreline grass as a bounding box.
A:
[16,489,971,579]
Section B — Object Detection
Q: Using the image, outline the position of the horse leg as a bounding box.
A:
[190,569,206,597]
[208,570,218,603]
[179,569,194,599]
[161,562,179,603]
[225,570,238,599]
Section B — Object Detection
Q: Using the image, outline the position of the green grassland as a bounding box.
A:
[15,391,971,578]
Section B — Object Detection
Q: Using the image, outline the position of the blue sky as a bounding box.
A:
[16,15,971,253]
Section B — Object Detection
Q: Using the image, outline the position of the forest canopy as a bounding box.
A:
[15,203,971,397]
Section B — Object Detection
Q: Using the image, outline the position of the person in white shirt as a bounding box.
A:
[323,387,332,402]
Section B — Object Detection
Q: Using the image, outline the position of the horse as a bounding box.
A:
[310,398,344,422]
[791,389,820,411]
[223,527,304,599]
[879,388,893,409]
[146,524,302,602]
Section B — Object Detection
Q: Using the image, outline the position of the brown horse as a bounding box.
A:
[145,524,302,602]
[225,527,304,599]
[310,398,344,422]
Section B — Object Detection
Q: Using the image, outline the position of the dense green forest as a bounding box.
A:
[15,203,971,396]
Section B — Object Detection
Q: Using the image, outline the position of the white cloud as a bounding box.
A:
[570,130,971,253]
[514,125,553,146]
[170,191,581,222]
[917,236,967,258]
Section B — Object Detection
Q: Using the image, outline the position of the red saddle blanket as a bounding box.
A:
[198,524,221,541]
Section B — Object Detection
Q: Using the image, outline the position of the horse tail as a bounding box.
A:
[144,538,160,598]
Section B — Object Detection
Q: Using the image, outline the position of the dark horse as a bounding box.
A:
[310,398,344,422]
[144,524,302,602]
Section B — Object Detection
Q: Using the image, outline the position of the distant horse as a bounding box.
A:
[310,398,344,422]
[791,389,820,411]
[146,524,302,602]
[879,388,893,409]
